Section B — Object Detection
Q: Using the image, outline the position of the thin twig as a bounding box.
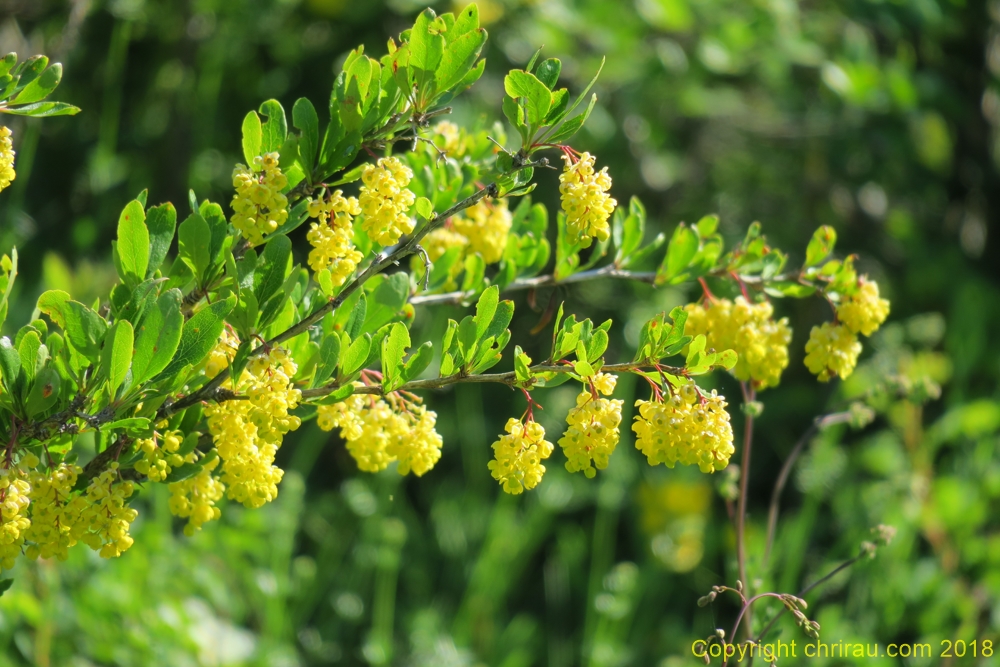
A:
[735,381,756,639]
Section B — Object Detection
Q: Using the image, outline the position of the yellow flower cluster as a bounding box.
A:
[0,468,31,569]
[205,343,302,508]
[135,429,195,482]
[488,417,554,494]
[804,321,863,382]
[169,455,226,536]
[306,191,364,286]
[205,328,240,379]
[684,297,792,389]
[838,279,890,337]
[633,386,735,474]
[559,152,617,247]
[359,157,416,246]
[317,393,443,476]
[77,463,138,558]
[804,278,889,382]
[231,153,289,245]
[451,198,512,264]
[559,373,624,478]
[25,461,86,561]
[0,126,14,193]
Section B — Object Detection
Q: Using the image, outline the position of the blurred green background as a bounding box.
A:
[1,0,999,665]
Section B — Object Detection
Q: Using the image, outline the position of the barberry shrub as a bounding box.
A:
[0,4,897,655]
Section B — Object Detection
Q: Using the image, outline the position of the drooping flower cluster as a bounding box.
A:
[76,463,138,558]
[488,417,554,494]
[317,391,443,476]
[559,373,624,478]
[451,198,512,264]
[25,461,86,561]
[306,191,364,286]
[633,385,735,474]
[684,297,792,389]
[169,454,226,536]
[231,152,289,245]
[204,342,302,509]
[837,279,890,337]
[134,428,195,483]
[0,126,15,193]
[359,156,416,246]
[0,467,32,569]
[804,278,889,382]
[559,152,617,247]
[804,321,863,382]
[420,226,469,287]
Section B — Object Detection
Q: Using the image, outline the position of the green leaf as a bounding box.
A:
[716,348,738,371]
[402,341,433,383]
[132,289,184,386]
[415,197,433,219]
[344,294,367,341]
[535,58,561,89]
[293,97,319,176]
[241,110,262,164]
[103,417,153,434]
[11,62,61,104]
[258,99,287,154]
[312,334,341,388]
[101,320,134,397]
[158,296,236,379]
[474,285,499,340]
[340,333,372,376]
[695,214,719,238]
[805,225,837,267]
[362,273,409,335]
[381,322,411,392]
[656,223,698,285]
[116,200,149,289]
[1,101,80,117]
[763,282,817,299]
[255,234,292,309]
[435,27,487,94]
[177,213,211,284]
[0,579,12,597]
[409,9,445,76]
[24,366,60,418]
[61,301,107,362]
[17,330,42,385]
[504,70,552,126]
[145,203,176,278]
[0,336,21,396]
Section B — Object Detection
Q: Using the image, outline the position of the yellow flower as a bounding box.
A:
[684,297,792,390]
[559,374,624,478]
[804,322,862,382]
[317,391,444,476]
[0,126,15,193]
[205,342,302,508]
[837,279,890,337]
[134,429,195,482]
[231,152,289,246]
[359,157,416,246]
[559,152,617,247]
[488,418,554,494]
[169,454,225,536]
[75,463,138,558]
[25,462,86,561]
[451,198,512,264]
[205,329,240,379]
[633,386,735,474]
[306,190,364,286]
[0,467,31,569]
